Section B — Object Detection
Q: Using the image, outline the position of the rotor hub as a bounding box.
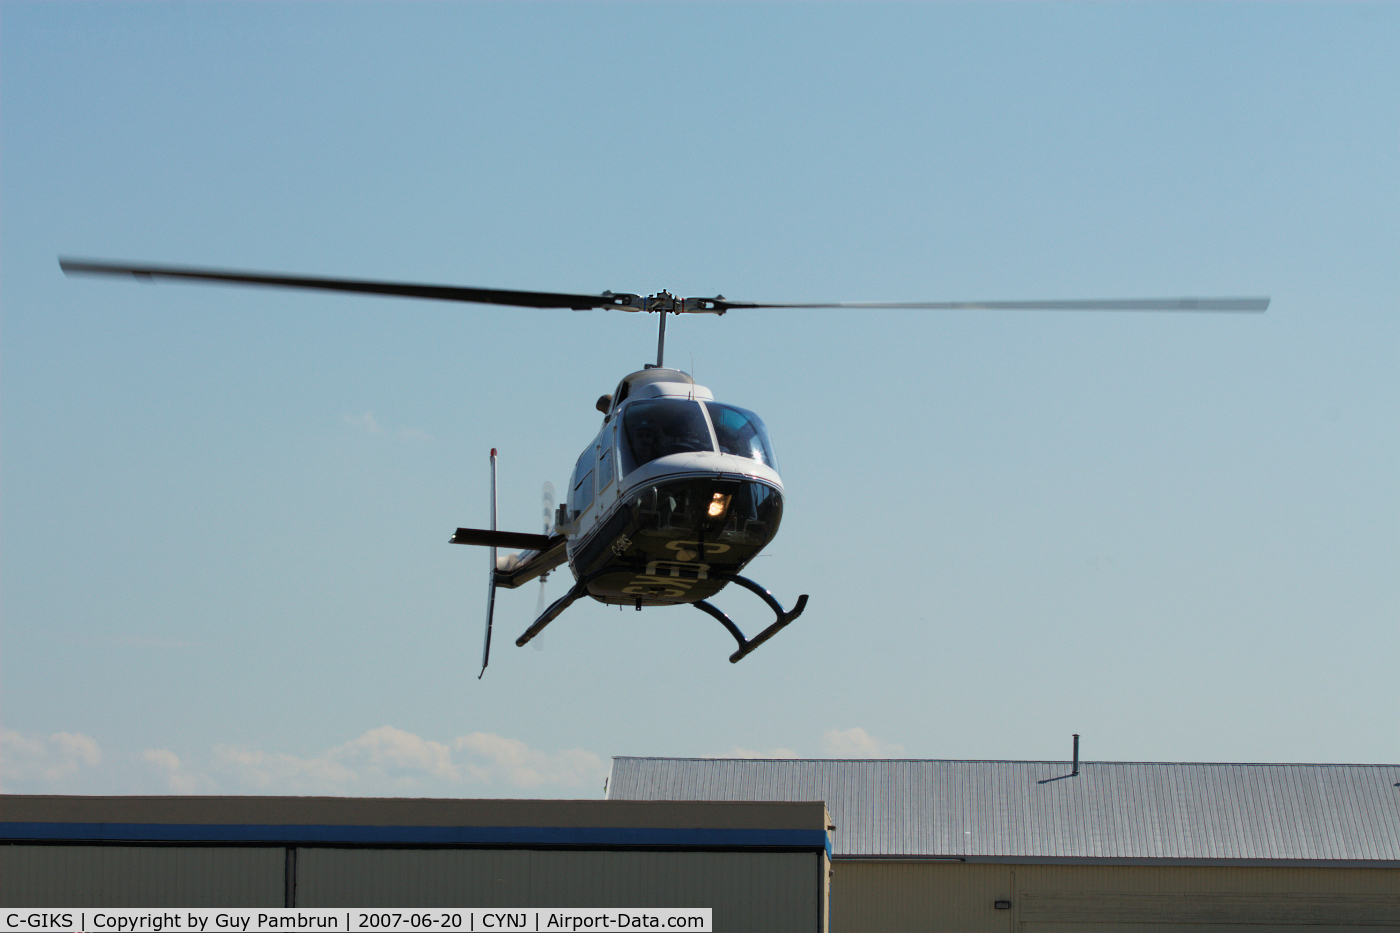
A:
[607,290,727,315]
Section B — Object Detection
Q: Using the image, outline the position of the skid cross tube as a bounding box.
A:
[694,573,809,663]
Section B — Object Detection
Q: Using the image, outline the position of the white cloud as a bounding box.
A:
[1,730,103,789]
[0,723,610,796]
[821,727,905,758]
[52,732,102,767]
[704,728,905,760]
[708,746,800,759]
[202,726,606,795]
[340,412,432,441]
[213,744,360,794]
[143,747,180,772]
[143,748,218,793]
[2,726,602,796]
[346,726,458,775]
[341,411,381,433]
[454,732,605,789]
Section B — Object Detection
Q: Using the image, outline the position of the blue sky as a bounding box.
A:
[2,2,1396,797]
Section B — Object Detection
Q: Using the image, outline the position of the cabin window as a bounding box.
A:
[704,402,778,470]
[598,442,614,491]
[570,448,594,514]
[620,399,715,474]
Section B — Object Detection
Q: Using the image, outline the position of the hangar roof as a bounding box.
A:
[607,757,1400,865]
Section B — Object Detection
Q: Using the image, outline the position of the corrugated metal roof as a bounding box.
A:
[607,758,1400,863]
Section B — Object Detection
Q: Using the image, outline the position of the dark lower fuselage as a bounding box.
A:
[569,473,784,607]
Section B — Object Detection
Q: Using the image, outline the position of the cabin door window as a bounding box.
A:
[597,440,615,493]
[570,448,594,515]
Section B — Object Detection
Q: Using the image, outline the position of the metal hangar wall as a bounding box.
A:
[606,757,1400,931]
[1,796,832,932]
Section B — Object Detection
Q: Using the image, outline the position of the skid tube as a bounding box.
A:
[694,574,809,663]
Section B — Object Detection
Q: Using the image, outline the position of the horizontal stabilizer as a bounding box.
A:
[452,527,555,550]
[495,536,569,589]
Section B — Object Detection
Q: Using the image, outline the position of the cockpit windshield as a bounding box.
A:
[621,399,714,473]
[705,402,777,470]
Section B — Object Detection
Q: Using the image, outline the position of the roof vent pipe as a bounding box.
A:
[1072,734,1080,776]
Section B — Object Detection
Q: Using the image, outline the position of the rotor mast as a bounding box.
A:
[656,308,668,368]
[638,290,725,368]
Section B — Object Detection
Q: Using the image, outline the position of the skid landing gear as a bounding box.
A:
[694,574,809,663]
[513,571,806,663]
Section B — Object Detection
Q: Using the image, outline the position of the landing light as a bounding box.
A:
[708,492,732,519]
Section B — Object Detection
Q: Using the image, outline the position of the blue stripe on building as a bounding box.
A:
[2,822,832,857]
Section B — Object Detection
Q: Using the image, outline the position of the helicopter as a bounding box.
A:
[59,258,1269,676]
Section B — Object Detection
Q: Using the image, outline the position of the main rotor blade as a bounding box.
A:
[60,259,635,311]
[699,297,1269,312]
[60,258,1267,314]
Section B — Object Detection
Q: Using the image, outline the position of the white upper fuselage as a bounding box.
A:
[559,369,784,556]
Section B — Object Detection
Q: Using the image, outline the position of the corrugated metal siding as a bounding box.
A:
[826,862,1400,933]
[297,848,821,931]
[1016,863,1400,894]
[1015,865,1400,926]
[0,845,284,906]
[607,758,1400,861]
[832,861,1014,933]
